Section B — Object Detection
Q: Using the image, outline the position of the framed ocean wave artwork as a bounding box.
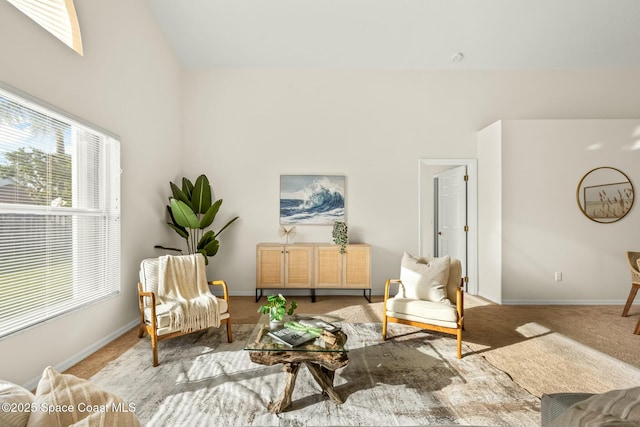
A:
[280,175,345,225]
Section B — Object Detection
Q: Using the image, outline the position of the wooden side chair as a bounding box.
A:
[622,251,640,317]
[383,253,464,358]
[623,251,640,334]
[137,256,233,366]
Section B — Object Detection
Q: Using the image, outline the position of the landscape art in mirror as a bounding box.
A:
[280,175,345,225]
[576,167,634,223]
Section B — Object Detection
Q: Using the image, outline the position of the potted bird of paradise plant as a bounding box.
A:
[155,174,239,264]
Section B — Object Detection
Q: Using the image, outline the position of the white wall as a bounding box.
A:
[477,121,503,303]
[0,1,182,386]
[182,69,640,301]
[480,119,640,304]
[516,120,640,303]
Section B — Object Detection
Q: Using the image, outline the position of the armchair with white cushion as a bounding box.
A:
[137,254,233,367]
[382,253,464,358]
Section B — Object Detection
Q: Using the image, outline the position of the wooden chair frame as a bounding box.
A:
[382,278,464,359]
[623,251,640,334]
[138,280,233,367]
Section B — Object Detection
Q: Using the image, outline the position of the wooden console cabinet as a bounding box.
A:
[256,243,371,302]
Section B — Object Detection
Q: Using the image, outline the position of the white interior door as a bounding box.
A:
[419,159,477,295]
[435,165,467,283]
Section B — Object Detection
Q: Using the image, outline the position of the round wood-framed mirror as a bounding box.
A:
[576,167,634,223]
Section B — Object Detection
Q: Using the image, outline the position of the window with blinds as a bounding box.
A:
[0,83,120,339]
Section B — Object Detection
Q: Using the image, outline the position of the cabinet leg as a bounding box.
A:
[363,289,371,303]
[255,288,263,303]
[311,289,316,303]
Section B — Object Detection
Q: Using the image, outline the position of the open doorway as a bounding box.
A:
[419,159,477,295]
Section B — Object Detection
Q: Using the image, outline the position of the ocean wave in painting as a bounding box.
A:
[280,177,344,224]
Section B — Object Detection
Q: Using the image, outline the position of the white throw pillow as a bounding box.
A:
[0,379,34,427]
[27,366,140,427]
[399,253,450,302]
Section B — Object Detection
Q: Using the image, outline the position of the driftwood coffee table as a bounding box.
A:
[244,316,349,413]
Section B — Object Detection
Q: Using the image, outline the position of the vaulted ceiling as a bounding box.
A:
[146,0,640,69]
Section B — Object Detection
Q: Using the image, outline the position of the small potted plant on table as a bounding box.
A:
[258,294,298,329]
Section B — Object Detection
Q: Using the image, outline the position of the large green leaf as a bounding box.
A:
[214,215,240,238]
[181,177,194,200]
[168,223,189,239]
[170,182,193,210]
[200,239,219,257]
[166,204,175,222]
[198,232,219,257]
[191,174,212,214]
[198,230,215,246]
[199,201,222,229]
[165,206,188,239]
[153,245,183,253]
[170,198,200,229]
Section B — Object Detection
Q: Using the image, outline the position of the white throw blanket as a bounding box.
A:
[550,387,640,427]
[157,254,220,333]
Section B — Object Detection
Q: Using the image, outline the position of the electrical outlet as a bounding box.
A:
[555,272,562,281]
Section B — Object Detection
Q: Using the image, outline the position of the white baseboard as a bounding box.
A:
[22,319,139,391]
[502,299,627,305]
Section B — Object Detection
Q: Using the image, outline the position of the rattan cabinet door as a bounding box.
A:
[314,244,371,289]
[256,244,284,288]
[315,245,343,288]
[343,245,371,288]
[284,245,314,288]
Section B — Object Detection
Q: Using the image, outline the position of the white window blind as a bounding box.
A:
[0,83,120,339]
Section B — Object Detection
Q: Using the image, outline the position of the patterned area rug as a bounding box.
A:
[89,323,540,426]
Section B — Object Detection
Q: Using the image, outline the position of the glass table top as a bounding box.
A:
[243,314,348,353]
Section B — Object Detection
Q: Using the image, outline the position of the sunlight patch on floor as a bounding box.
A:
[515,322,551,338]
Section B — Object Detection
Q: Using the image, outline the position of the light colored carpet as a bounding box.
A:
[89,323,540,426]
[325,297,640,398]
[459,297,640,398]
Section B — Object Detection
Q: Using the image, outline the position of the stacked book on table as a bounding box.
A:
[267,317,340,348]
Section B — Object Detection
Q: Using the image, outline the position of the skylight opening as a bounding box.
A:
[7,0,83,56]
